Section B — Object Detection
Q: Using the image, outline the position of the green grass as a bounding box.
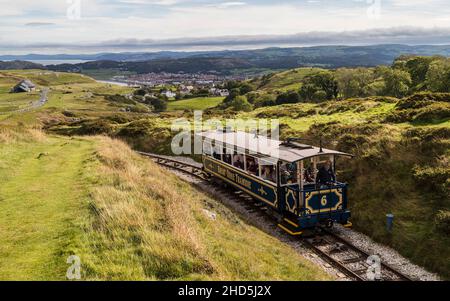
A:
[167,97,224,111]
[253,67,326,92]
[0,131,95,280]
[0,129,332,280]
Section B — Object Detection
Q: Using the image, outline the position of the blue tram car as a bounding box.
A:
[197,130,353,235]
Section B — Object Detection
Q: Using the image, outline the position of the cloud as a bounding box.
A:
[25,22,55,27]
[2,27,450,54]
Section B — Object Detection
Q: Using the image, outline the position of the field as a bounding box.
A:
[167,97,224,111]
[0,128,331,280]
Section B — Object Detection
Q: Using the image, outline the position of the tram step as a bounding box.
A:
[277,220,303,236]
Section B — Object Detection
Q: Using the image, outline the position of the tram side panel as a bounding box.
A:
[203,156,278,209]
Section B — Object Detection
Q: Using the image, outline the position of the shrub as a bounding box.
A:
[150,98,168,112]
[276,91,300,105]
[116,120,155,137]
[435,210,450,235]
[77,119,114,135]
[412,165,450,195]
[228,96,253,112]
[412,103,450,122]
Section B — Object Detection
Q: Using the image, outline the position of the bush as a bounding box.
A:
[435,210,450,235]
[105,94,135,105]
[116,119,155,137]
[228,96,253,112]
[337,134,370,153]
[412,165,450,195]
[150,98,168,112]
[312,90,327,102]
[77,119,114,135]
[276,91,300,105]
[412,103,450,122]
[254,95,276,108]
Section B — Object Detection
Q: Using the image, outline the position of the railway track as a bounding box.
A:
[138,151,414,282]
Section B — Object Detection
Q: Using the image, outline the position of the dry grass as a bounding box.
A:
[79,136,331,280]
[0,126,47,144]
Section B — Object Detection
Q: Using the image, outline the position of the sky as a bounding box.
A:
[0,0,449,54]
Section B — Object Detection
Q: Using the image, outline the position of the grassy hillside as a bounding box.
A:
[167,97,224,111]
[0,128,95,280]
[0,127,331,280]
[1,69,448,278]
[238,94,450,278]
[251,67,326,93]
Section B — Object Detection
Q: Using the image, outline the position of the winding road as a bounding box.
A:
[0,88,49,115]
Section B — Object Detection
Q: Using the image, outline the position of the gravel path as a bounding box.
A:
[155,155,441,281]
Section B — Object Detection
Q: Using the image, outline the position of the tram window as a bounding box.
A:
[261,165,276,183]
[303,161,315,183]
[203,142,213,156]
[213,152,221,160]
[280,162,297,185]
[233,154,244,169]
[223,154,232,165]
[246,156,258,176]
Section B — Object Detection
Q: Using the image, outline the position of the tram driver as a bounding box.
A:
[316,160,336,188]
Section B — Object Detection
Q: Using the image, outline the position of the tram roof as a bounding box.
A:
[197,130,353,163]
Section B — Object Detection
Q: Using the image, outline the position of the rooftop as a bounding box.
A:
[197,130,353,163]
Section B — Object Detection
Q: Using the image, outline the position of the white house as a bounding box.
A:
[161,90,176,98]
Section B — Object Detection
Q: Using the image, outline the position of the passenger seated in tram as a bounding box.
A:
[316,160,336,188]
[233,154,244,169]
[224,154,232,164]
[304,166,315,183]
[261,166,276,183]
[280,162,297,185]
[246,157,258,175]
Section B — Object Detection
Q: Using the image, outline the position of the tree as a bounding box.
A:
[223,88,241,103]
[393,55,440,90]
[299,84,318,101]
[310,72,339,100]
[228,96,253,112]
[150,98,167,112]
[239,83,255,95]
[382,69,412,98]
[335,68,374,98]
[426,58,450,92]
[313,90,327,102]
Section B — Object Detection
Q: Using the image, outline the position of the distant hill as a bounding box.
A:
[2,45,450,75]
[0,60,45,70]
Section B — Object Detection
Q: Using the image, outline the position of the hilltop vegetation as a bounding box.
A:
[217,55,450,112]
[0,55,449,278]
